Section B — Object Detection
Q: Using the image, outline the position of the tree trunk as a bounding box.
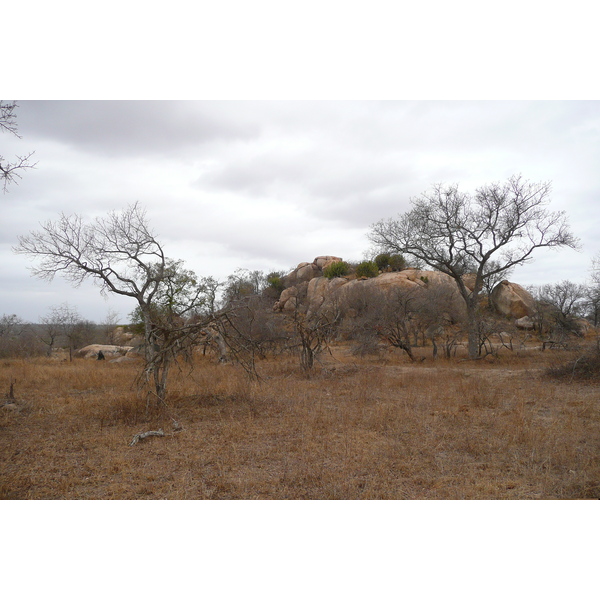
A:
[393,340,415,361]
[466,301,479,360]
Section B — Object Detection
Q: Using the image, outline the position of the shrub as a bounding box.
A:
[266,272,285,292]
[355,261,379,278]
[323,261,350,279]
[389,254,406,271]
[374,253,390,270]
[546,347,600,381]
[374,253,406,272]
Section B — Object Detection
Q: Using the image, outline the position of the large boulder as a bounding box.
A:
[304,269,465,319]
[283,262,319,288]
[275,285,300,313]
[314,255,343,270]
[515,316,535,330]
[490,280,535,319]
[74,344,133,359]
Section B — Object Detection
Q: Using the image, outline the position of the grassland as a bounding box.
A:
[1,343,599,499]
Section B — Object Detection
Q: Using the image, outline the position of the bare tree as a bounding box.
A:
[101,309,121,345]
[1,101,36,193]
[39,303,95,361]
[223,268,268,307]
[585,253,600,329]
[372,287,422,361]
[369,175,579,359]
[530,280,588,344]
[539,280,587,320]
[0,313,28,358]
[14,203,215,404]
[285,302,341,373]
[0,313,24,339]
[417,283,466,357]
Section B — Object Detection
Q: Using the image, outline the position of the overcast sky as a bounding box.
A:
[1,100,598,323]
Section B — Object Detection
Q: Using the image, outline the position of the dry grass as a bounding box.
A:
[1,345,599,499]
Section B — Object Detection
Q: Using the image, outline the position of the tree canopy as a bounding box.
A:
[369,175,580,358]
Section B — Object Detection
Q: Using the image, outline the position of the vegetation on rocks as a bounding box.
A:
[355,261,379,278]
[323,260,350,279]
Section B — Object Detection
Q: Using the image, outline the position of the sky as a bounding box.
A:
[2,100,598,323]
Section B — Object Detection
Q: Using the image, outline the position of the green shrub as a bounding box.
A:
[374,253,390,270]
[374,253,406,272]
[323,260,350,279]
[388,254,406,271]
[355,260,379,278]
[262,272,286,299]
[266,272,285,292]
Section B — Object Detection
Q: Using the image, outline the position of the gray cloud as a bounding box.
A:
[18,101,263,158]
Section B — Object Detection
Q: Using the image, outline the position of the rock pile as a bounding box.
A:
[271,256,551,327]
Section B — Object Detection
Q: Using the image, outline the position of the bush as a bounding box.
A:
[323,261,350,279]
[263,272,285,299]
[389,254,406,271]
[374,253,406,272]
[374,254,389,270]
[546,348,600,382]
[355,261,379,278]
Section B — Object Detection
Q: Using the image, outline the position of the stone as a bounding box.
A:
[74,344,133,359]
[490,280,536,319]
[314,255,343,269]
[296,263,320,284]
[515,316,535,330]
[109,355,138,363]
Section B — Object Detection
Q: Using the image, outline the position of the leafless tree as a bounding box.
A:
[583,285,600,329]
[0,313,28,358]
[223,268,268,307]
[539,280,587,320]
[0,313,24,339]
[101,309,121,344]
[38,303,95,360]
[530,281,588,344]
[584,253,600,329]
[286,302,341,373]
[369,175,579,359]
[212,293,283,379]
[372,287,422,361]
[1,101,36,193]
[14,203,216,404]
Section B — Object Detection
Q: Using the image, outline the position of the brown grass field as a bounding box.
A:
[1,343,599,499]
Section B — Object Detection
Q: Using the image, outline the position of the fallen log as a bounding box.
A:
[129,429,164,446]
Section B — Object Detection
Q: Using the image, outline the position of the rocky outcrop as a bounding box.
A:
[282,256,343,288]
[490,280,535,319]
[273,257,539,330]
[274,261,467,321]
[274,256,343,312]
[74,344,133,359]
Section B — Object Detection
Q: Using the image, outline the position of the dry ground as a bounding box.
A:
[1,344,599,499]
